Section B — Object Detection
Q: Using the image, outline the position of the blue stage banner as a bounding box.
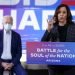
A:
[27,42,75,65]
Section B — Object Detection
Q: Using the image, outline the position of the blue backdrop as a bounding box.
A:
[0,0,75,50]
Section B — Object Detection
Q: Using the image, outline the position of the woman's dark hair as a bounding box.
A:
[54,4,73,24]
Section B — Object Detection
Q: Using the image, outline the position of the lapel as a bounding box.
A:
[0,30,4,54]
[54,24,72,42]
[66,24,74,41]
[0,30,15,55]
[1,30,3,52]
[11,30,14,51]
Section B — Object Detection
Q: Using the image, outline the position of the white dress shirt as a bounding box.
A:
[1,29,12,60]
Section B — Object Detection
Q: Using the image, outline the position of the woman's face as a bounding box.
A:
[58,7,67,23]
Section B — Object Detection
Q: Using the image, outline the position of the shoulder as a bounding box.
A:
[68,22,75,28]
[67,22,75,33]
[0,29,3,32]
[0,30,3,34]
[12,30,21,38]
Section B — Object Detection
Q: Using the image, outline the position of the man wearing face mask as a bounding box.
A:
[0,15,27,75]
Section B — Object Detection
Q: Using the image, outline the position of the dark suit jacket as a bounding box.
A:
[0,30,22,66]
[41,23,75,42]
[41,23,75,70]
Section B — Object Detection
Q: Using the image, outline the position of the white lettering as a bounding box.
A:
[0,0,19,5]
[42,10,54,30]
[19,10,40,30]
[35,0,58,6]
[31,53,44,57]
[23,0,30,6]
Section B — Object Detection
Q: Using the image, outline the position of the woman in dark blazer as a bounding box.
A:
[41,4,75,75]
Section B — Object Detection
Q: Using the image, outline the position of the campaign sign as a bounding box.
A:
[27,42,75,65]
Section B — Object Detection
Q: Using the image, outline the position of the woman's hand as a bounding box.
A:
[47,17,56,32]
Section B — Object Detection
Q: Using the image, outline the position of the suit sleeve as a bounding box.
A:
[12,34,22,66]
[41,30,52,41]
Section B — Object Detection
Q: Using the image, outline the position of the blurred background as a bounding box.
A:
[0,0,75,75]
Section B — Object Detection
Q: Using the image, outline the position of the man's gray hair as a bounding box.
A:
[3,15,13,21]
